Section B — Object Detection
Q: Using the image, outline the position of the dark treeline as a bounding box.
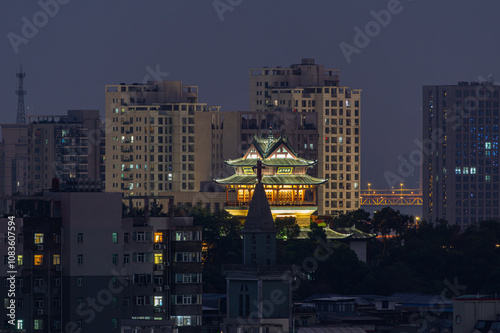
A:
[176,204,500,299]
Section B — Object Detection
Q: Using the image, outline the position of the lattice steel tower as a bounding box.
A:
[16,65,26,124]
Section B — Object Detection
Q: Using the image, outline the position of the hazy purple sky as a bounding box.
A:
[2,0,500,189]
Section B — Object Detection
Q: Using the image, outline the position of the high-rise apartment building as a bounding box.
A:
[423,81,500,227]
[25,110,105,193]
[0,124,29,198]
[246,58,362,215]
[0,192,203,333]
[104,81,225,209]
[0,110,104,209]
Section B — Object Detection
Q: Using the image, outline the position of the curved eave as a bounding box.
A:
[225,158,317,167]
[213,174,328,186]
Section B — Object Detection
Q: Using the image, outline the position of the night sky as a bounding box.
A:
[2,0,500,189]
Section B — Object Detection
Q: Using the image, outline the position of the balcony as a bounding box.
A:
[226,200,316,207]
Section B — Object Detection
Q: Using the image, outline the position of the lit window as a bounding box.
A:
[53,255,60,265]
[463,167,469,174]
[112,233,118,243]
[34,255,43,265]
[455,167,461,175]
[34,319,43,330]
[154,233,163,243]
[486,175,491,182]
[34,233,44,244]
[17,255,23,266]
[471,167,477,174]
[17,320,23,330]
[154,296,163,307]
[486,142,492,149]
[154,254,163,264]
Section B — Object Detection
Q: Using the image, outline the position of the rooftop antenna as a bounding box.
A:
[16,64,27,124]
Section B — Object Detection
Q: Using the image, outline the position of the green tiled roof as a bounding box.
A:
[332,226,376,239]
[226,158,315,167]
[252,133,298,158]
[214,174,328,185]
[297,228,351,240]
[296,227,376,240]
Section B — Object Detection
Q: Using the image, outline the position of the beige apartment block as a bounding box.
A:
[105,81,225,208]
[246,59,362,215]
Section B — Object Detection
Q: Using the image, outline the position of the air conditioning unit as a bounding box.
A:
[155,264,164,271]
[155,286,163,292]
[37,309,44,315]
[55,266,62,271]
[37,245,43,251]
[164,262,170,267]
[153,244,163,250]
[164,285,169,290]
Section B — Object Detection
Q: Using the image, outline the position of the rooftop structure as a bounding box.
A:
[215,133,327,226]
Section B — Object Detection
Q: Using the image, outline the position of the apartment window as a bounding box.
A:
[77,277,83,286]
[124,233,130,243]
[53,254,60,265]
[17,255,23,266]
[34,255,43,266]
[34,319,43,330]
[154,296,163,307]
[77,298,84,308]
[77,255,83,265]
[175,252,201,262]
[124,254,130,264]
[112,233,118,243]
[154,253,163,264]
[34,233,44,244]
[53,299,61,308]
[112,254,118,265]
[124,298,130,307]
[77,233,83,243]
[154,233,163,243]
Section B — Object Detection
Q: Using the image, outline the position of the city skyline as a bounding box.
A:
[3,1,500,188]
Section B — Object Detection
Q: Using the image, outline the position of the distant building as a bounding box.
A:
[0,124,29,198]
[245,58,362,215]
[423,81,500,227]
[453,295,500,333]
[104,81,226,211]
[0,110,105,213]
[0,192,203,333]
[223,182,292,333]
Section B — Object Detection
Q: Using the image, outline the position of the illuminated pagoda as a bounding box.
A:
[214,133,327,226]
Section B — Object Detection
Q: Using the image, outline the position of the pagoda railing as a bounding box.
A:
[226,200,316,207]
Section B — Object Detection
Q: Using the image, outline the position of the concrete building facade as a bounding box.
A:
[0,192,203,333]
[423,81,500,227]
